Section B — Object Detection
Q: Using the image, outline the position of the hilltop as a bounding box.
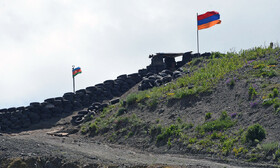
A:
[0,45,280,168]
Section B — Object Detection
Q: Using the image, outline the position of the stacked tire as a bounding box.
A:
[138,69,186,91]
[0,51,214,131]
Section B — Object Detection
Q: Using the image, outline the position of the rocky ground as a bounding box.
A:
[0,115,248,168]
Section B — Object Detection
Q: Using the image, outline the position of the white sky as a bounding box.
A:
[0,0,279,108]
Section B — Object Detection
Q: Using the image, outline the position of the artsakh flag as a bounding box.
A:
[197,11,221,30]
[73,67,82,77]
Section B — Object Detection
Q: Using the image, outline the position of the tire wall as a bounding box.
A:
[0,52,209,132]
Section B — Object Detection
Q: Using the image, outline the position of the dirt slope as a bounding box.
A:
[1,46,279,168]
[1,125,244,168]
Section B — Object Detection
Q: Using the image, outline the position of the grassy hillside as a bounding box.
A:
[77,45,280,166]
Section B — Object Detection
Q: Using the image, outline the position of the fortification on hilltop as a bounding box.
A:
[0,51,210,132]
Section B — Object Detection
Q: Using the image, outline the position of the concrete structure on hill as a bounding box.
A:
[147,51,210,73]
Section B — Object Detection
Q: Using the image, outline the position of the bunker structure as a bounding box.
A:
[146,51,210,73]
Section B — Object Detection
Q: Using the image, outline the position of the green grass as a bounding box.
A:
[222,138,236,155]
[156,124,181,143]
[198,139,213,148]
[268,57,278,65]
[196,111,236,133]
[262,87,280,112]
[249,85,258,100]
[273,88,279,97]
[125,91,150,106]
[262,142,279,155]
[249,52,279,78]
[77,45,279,163]
[274,149,280,160]
[124,46,279,106]
[126,93,138,105]
[116,107,126,116]
[205,112,212,120]
[154,121,194,145]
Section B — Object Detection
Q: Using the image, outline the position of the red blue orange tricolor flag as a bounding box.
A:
[197,11,221,30]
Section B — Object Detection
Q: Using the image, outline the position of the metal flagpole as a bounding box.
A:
[72,65,75,93]
[197,13,200,56]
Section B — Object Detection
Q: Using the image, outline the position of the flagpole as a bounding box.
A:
[72,65,75,93]
[197,13,200,56]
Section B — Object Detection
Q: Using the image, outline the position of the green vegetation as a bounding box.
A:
[79,106,144,141]
[248,153,261,162]
[89,123,98,132]
[222,138,236,155]
[7,158,28,168]
[126,93,138,106]
[248,85,258,100]
[232,147,245,157]
[262,98,275,106]
[274,149,280,161]
[176,117,182,123]
[167,138,172,148]
[156,124,181,143]
[151,120,194,146]
[273,88,279,97]
[188,137,197,144]
[149,124,162,137]
[81,125,88,134]
[205,112,212,120]
[125,91,150,106]
[77,45,279,164]
[250,56,279,78]
[117,107,126,116]
[196,111,235,133]
[244,123,266,143]
[124,46,279,108]
[262,142,279,156]
[268,57,278,65]
[262,87,280,112]
[225,77,236,88]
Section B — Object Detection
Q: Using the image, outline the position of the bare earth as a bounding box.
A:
[0,116,248,168]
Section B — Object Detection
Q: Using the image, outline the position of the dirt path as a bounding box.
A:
[0,111,272,168]
[1,109,274,168]
[0,126,265,168]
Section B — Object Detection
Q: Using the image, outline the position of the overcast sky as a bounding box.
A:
[0,0,279,108]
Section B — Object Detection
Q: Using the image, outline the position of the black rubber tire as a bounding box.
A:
[162,69,173,76]
[117,74,127,80]
[86,86,97,92]
[78,111,88,115]
[158,72,168,77]
[63,92,75,101]
[44,98,55,104]
[0,108,8,113]
[7,107,16,113]
[30,102,41,107]
[163,76,172,83]
[155,79,163,87]
[101,103,108,109]
[71,114,84,125]
[110,98,120,105]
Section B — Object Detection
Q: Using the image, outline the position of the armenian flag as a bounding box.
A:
[197,11,221,30]
[72,67,82,77]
